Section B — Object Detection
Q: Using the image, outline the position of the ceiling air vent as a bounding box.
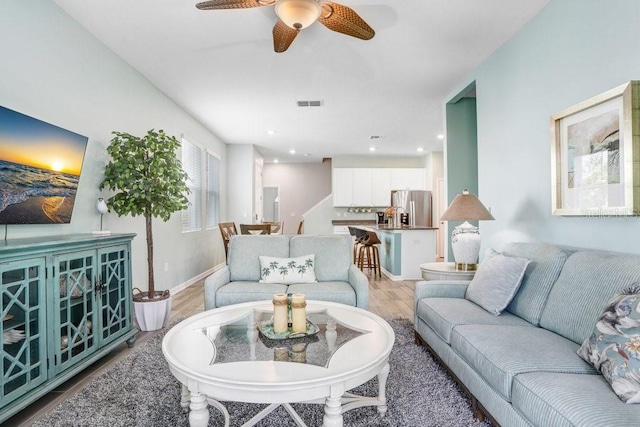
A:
[369,135,384,140]
[297,100,324,107]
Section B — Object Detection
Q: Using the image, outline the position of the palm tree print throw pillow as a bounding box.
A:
[577,285,640,403]
[259,254,317,284]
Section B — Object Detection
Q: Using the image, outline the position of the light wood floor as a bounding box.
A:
[5,270,417,426]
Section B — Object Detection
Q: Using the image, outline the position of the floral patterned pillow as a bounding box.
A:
[577,285,640,404]
[259,254,317,284]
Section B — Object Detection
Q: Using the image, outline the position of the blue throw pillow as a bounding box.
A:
[465,248,530,315]
[577,285,640,404]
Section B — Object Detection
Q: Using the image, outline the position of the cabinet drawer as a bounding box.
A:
[333,226,350,234]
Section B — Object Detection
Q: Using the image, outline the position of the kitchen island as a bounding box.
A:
[360,224,438,281]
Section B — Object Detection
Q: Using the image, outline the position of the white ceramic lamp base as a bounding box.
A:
[450,221,481,271]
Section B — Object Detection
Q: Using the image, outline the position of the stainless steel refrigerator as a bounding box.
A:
[391,190,433,227]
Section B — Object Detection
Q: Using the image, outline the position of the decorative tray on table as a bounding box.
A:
[258,320,320,340]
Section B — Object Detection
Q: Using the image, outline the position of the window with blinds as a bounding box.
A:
[181,138,202,232]
[206,151,221,229]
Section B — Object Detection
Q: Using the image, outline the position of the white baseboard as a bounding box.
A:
[171,262,225,296]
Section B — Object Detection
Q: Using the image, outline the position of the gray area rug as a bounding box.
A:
[34,319,491,427]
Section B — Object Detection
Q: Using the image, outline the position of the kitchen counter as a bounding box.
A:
[331,220,376,225]
[374,224,438,231]
[356,225,437,281]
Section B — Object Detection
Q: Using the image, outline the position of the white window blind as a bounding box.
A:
[206,151,221,229]
[181,138,202,232]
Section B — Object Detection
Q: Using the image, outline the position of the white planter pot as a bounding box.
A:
[134,296,172,331]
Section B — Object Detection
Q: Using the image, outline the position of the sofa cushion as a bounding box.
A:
[215,281,289,307]
[287,281,356,306]
[450,325,597,401]
[502,242,569,325]
[228,235,291,282]
[259,254,317,284]
[290,235,351,282]
[512,372,640,426]
[465,249,530,315]
[416,298,534,344]
[577,285,640,403]
[540,251,640,344]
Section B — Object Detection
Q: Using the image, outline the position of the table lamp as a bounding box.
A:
[440,189,494,271]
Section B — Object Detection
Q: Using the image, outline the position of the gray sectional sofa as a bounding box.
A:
[204,234,368,310]
[414,242,640,426]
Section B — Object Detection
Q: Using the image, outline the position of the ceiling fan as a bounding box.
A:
[195,0,375,53]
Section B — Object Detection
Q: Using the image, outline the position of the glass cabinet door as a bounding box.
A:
[53,250,97,373]
[98,245,132,347]
[0,258,47,408]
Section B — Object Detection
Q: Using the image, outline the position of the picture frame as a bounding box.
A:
[551,81,640,216]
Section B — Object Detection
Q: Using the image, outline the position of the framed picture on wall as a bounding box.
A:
[551,81,640,216]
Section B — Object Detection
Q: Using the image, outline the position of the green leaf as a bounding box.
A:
[99,129,191,298]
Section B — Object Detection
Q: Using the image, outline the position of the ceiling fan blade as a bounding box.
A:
[196,0,274,10]
[318,2,375,40]
[273,19,299,53]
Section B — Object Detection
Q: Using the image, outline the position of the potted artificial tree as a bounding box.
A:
[100,129,190,331]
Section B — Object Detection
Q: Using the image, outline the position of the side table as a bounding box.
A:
[420,262,476,281]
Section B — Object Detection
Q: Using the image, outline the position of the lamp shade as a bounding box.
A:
[275,0,321,30]
[440,189,494,222]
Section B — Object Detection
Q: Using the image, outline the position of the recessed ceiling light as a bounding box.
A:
[417,147,424,152]
[274,159,279,163]
[369,147,376,152]
[437,134,444,140]
[289,149,296,154]
[267,130,276,135]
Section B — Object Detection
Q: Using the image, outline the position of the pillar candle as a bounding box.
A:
[273,293,289,333]
[291,293,307,333]
[290,343,307,363]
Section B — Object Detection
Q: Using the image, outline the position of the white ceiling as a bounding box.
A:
[52,0,549,163]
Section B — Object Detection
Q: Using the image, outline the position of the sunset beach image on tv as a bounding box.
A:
[0,106,88,224]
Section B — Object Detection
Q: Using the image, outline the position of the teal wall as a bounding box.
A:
[445,97,478,260]
[450,0,640,254]
[378,231,402,275]
[446,98,478,202]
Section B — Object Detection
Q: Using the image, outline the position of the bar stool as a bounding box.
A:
[349,227,368,264]
[357,230,381,277]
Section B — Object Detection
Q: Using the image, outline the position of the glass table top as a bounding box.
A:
[199,309,365,368]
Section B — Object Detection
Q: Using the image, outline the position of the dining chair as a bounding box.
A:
[262,221,283,234]
[240,224,271,235]
[296,220,304,235]
[218,222,238,260]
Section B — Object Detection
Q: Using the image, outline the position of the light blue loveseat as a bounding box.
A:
[205,234,368,310]
[414,242,640,427]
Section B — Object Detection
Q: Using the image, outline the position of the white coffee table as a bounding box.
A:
[162,300,395,427]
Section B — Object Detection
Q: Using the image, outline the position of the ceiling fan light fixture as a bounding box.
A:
[275,0,321,30]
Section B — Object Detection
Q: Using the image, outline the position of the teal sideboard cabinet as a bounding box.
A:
[0,233,138,422]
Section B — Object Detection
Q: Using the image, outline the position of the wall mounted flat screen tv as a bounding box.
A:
[0,105,88,224]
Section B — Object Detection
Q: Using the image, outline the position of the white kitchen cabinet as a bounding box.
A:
[371,169,392,206]
[407,168,427,190]
[332,226,350,234]
[352,169,373,206]
[332,168,354,206]
[333,167,426,207]
[390,168,426,190]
